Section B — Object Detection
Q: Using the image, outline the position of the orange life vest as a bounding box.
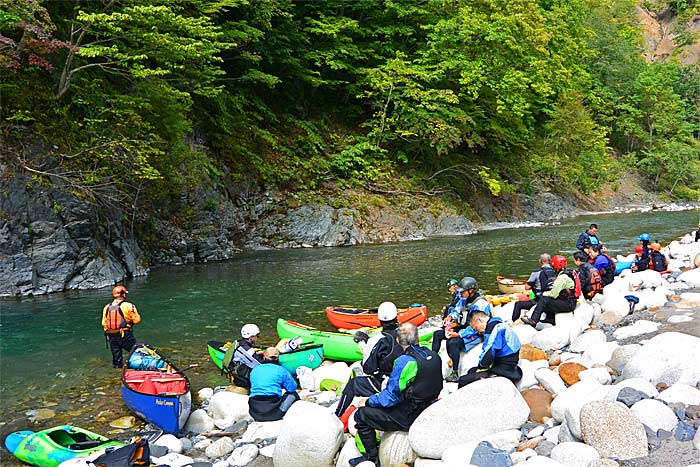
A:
[105,302,129,334]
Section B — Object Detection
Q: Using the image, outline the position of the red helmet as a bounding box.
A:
[112,285,128,298]
[635,245,644,254]
[551,255,567,270]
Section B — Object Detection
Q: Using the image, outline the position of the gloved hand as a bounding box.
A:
[353,331,370,343]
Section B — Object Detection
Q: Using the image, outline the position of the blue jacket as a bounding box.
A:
[368,345,437,408]
[478,317,521,369]
[576,231,600,251]
[249,363,297,397]
[449,295,492,327]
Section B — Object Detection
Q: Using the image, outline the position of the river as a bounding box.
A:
[0,208,698,457]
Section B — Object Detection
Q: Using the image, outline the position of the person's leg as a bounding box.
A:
[446,337,465,371]
[457,367,489,387]
[512,300,535,321]
[335,377,380,417]
[351,407,405,466]
[108,335,123,368]
[431,328,446,353]
[279,391,300,413]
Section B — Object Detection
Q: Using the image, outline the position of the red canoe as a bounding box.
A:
[325,304,428,329]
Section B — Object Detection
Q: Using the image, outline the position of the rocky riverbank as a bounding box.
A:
[2,162,697,297]
[38,234,697,467]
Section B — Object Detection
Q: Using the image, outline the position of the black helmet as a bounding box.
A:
[459,277,478,291]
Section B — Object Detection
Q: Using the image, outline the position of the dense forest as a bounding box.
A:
[2,0,700,223]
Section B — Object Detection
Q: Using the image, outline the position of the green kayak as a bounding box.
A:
[276,319,436,362]
[207,339,324,375]
[4,425,124,467]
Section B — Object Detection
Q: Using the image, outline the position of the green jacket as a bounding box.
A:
[543,271,574,299]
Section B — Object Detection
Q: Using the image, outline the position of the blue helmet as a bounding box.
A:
[638,233,651,241]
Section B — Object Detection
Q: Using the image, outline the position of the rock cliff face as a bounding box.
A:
[0,164,147,296]
[638,6,700,65]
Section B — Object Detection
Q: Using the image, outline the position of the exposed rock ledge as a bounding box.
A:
[0,164,694,297]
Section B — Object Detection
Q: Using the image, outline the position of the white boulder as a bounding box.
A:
[551,380,608,424]
[335,438,362,467]
[657,383,700,406]
[543,425,560,445]
[620,332,700,385]
[580,342,620,368]
[516,359,547,391]
[550,442,600,467]
[630,399,678,432]
[153,434,182,454]
[554,313,587,344]
[205,437,235,459]
[573,302,595,326]
[562,383,610,440]
[311,362,351,391]
[613,320,660,340]
[197,387,214,401]
[184,408,215,434]
[694,425,700,451]
[534,368,567,395]
[606,344,641,374]
[225,444,258,467]
[241,420,283,441]
[442,441,480,463]
[569,330,607,353]
[600,294,630,318]
[579,367,612,385]
[378,431,417,467]
[207,391,250,423]
[627,269,664,289]
[272,400,343,467]
[513,324,539,346]
[413,458,444,467]
[678,268,700,287]
[580,401,648,461]
[531,326,570,351]
[150,453,194,467]
[519,456,566,466]
[408,377,530,459]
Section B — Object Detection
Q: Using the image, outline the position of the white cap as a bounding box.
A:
[241,323,260,339]
[377,302,398,321]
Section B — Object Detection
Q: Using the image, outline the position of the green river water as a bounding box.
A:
[0,209,698,459]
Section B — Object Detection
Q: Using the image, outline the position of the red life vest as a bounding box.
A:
[105,302,129,334]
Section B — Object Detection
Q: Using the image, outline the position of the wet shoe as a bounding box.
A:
[445,371,459,383]
[521,316,537,328]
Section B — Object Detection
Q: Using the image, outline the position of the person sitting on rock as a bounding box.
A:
[521,255,579,328]
[349,323,443,467]
[247,347,300,421]
[431,276,491,382]
[458,311,522,387]
[511,253,556,322]
[223,323,265,388]
[441,279,461,319]
[334,302,403,421]
[588,245,616,287]
[573,251,603,299]
[648,242,669,272]
[630,245,649,272]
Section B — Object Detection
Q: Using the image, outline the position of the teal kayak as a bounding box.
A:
[4,425,124,467]
[207,339,324,375]
[276,318,436,362]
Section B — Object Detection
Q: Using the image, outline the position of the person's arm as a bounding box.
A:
[361,335,387,376]
[545,275,567,298]
[281,368,297,393]
[478,326,503,369]
[576,232,587,251]
[101,305,108,330]
[367,355,417,408]
[125,303,141,325]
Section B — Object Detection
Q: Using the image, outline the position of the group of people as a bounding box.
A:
[99,222,681,467]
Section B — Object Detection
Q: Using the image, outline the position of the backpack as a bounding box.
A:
[579,263,603,298]
[600,254,616,286]
[223,342,254,389]
[93,438,150,467]
[538,267,557,294]
[649,252,668,272]
[105,302,127,334]
[561,269,582,299]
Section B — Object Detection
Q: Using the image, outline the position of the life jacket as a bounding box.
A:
[376,330,402,377]
[402,346,443,411]
[224,340,259,389]
[579,262,602,298]
[536,267,557,296]
[93,438,150,467]
[600,254,616,286]
[559,269,581,301]
[649,251,668,272]
[104,302,129,334]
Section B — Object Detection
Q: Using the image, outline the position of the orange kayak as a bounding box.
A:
[325,304,428,329]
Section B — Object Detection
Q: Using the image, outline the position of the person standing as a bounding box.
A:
[349,323,443,467]
[102,285,141,368]
[248,347,300,421]
[335,302,403,419]
[511,254,556,322]
[576,224,602,260]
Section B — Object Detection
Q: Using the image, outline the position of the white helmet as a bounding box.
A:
[377,302,398,321]
[241,323,260,339]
